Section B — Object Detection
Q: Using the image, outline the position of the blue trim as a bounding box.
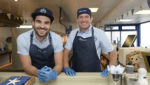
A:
[104,28,119,31]
[105,23,139,26]
[104,23,140,47]
[136,24,141,46]
[119,25,121,43]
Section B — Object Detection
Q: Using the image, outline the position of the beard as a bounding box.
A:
[34,26,50,38]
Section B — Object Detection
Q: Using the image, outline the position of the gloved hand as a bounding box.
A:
[38,66,57,82]
[63,67,76,76]
[48,69,57,80]
[38,69,48,82]
[38,66,50,82]
[101,68,108,77]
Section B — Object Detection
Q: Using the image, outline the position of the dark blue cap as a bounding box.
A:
[31,8,54,22]
[77,8,91,17]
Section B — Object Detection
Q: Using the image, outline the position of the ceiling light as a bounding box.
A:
[135,10,150,14]
[89,8,98,12]
[17,25,32,29]
[118,19,133,22]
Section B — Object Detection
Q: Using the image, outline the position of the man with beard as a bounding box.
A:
[17,8,63,82]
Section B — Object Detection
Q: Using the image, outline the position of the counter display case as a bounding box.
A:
[0,72,150,85]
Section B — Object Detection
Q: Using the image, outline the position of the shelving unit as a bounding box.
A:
[0,52,12,69]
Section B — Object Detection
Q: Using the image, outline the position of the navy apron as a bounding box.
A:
[29,32,55,69]
[71,27,101,72]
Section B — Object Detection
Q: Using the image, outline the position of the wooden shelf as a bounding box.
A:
[0,51,12,69]
[0,63,12,69]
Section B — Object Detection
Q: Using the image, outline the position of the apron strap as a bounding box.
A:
[75,27,94,37]
[30,31,34,49]
[30,31,52,46]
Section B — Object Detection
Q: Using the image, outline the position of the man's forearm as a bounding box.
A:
[109,50,117,65]
[23,65,38,76]
[63,48,70,67]
[53,65,62,75]
[18,55,39,76]
[63,55,69,67]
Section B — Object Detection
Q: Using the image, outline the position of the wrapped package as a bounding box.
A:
[0,76,35,85]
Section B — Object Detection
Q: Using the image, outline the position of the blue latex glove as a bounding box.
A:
[38,66,57,82]
[41,66,51,71]
[38,69,48,82]
[101,68,108,77]
[63,67,76,76]
[48,69,57,80]
[38,66,52,82]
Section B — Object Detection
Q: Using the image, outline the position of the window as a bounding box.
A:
[105,32,111,42]
[141,22,150,48]
[122,26,136,30]
[105,26,119,30]
[112,26,119,30]
[104,25,138,47]
[112,32,120,44]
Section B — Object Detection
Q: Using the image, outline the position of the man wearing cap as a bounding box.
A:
[17,8,63,82]
[63,8,117,76]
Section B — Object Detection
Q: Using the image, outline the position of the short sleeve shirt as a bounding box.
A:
[65,25,114,59]
[17,29,63,55]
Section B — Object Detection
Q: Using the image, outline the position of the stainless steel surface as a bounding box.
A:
[108,73,125,85]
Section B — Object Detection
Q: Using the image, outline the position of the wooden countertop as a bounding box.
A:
[0,72,150,85]
[0,72,109,85]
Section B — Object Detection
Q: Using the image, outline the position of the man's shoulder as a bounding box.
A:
[69,28,78,36]
[93,27,105,35]
[50,31,61,38]
[92,27,106,39]
[72,28,78,32]
[17,30,33,40]
[93,27,104,32]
